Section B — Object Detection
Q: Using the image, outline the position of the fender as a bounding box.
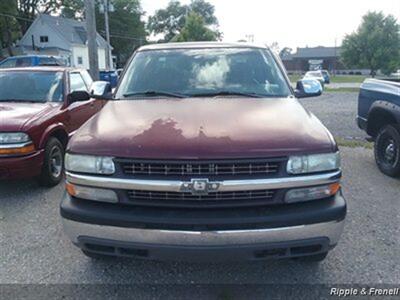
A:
[368,101,400,122]
[39,123,68,149]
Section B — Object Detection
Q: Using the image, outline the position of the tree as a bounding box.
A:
[60,0,84,19]
[341,11,400,76]
[173,12,217,42]
[17,0,64,34]
[96,0,147,66]
[279,47,292,59]
[148,0,220,42]
[0,0,20,56]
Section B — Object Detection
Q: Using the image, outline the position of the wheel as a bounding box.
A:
[81,250,116,260]
[38,137,64,187]
[296,252,328,262]
[374,124,400,177]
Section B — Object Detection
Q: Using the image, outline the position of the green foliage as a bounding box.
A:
[95,0,147,66]
[173,12,217,42]
[341,11,400,76]
[60,0,84,19]
[148,0,220,42]
[0,0,20,56]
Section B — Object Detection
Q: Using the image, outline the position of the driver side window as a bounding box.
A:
[69,73,87,93]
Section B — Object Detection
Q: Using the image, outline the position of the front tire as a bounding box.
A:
[374,124,400,177]
[38,137,64,187]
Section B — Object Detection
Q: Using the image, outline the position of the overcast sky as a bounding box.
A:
[141,0,400,50]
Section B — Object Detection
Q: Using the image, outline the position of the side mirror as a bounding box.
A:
[294,79,323,98]
[90,81,112,100]
[67,90,90,104]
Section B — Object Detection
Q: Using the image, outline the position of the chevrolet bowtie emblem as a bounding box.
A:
[180,179,220,195]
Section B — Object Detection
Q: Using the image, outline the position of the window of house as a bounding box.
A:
[40,36,49,43]
[77,56,83,65]
[69,73,88,93]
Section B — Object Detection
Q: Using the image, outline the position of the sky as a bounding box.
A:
[141,0,400,50]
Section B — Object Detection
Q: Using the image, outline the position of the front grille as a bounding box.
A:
[117,159,283,178]
[126,189,278,209]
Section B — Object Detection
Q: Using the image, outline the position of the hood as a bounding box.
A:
[0,102,56,132]
[68,98,336,159]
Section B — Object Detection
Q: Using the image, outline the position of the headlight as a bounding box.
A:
[65,153,115,175]
[287,152,340,174]
[0,132,30,144]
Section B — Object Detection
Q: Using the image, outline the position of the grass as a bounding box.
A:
[325,87,360,93]
[335,137,373,149]
[288,74,368,84]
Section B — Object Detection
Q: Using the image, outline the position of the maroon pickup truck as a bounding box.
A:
[61,42,346,262]
[0,67,106,186]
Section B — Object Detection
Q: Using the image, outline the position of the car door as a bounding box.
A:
[65,72,97,133]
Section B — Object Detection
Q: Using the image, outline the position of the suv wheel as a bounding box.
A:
[38,137,64,187]
[374,124,400,177]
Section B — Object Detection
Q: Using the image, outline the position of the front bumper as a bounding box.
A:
[61,192,346,261]
[0,150,44,180]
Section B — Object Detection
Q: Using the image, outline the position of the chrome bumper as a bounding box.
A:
[66,170,341,192]
[62,218,345,247]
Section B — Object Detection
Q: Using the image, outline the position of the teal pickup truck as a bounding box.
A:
[357,78,400,177]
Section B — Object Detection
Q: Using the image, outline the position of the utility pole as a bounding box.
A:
[85,0,99,80]
[102,0,113,70]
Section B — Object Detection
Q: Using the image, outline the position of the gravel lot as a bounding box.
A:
[299,92,367,140]
[1,93,399,297]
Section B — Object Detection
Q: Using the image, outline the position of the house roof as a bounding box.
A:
[38,14,110,49]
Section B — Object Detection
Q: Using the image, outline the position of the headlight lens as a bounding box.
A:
[65,153,115,175]
[287,152,340,174]
[0,132,30,144]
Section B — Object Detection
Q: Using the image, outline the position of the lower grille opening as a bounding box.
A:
[85,243,115,254]
[254,248,287,258]
[118,248,149,257]
[290,244,322,255]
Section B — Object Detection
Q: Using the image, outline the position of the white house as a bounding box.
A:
[17,14,112,70]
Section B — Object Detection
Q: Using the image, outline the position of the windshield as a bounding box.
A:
[117,48,291,99]
[0,71,63,102]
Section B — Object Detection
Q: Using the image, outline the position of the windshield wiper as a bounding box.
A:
[188,91,264,98]
[123,91,186,99]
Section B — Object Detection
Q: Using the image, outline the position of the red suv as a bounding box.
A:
[0,67,107,186]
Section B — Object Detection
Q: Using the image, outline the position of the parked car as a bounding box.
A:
[61,42,346,262]
[303,71,325,87]
[296,78,323,96]
[0,55,69,68]
[321,70,331,84]
[357,78,400,177]
[0,67,109,186]
[99,70,119,88]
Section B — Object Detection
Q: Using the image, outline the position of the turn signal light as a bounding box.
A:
[285,182,341,203]
[0,144,36,156]
[66,182,118,203]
